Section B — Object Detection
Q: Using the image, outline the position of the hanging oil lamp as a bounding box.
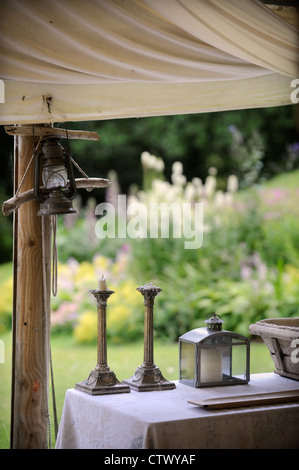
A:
[34,136,77,216]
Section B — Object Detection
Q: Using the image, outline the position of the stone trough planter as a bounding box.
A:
[249,318,299,381]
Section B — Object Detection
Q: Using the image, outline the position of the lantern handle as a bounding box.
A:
[63,148,77,200]
[204,313,223,331]
[33,148,47,203]
[205,313,223,322]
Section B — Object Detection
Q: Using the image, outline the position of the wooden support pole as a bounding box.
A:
[11,129,51,449]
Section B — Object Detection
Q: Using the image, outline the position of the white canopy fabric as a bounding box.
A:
[0,0,298,125]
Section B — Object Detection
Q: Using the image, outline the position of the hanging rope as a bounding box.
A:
[41,215,52,449]
[15,151,35,195]
[15,125,39,196]
[52,215,58,298]
[41,215,59,448]
[65,125,93,191]
[50,347,59,438]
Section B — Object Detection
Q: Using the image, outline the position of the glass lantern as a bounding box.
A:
[179,313,250,387]
[34,137,77,216]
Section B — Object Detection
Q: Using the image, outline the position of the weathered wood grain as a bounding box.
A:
[5,125,100,141]
[2,177,110,216]
[11,131,51,449]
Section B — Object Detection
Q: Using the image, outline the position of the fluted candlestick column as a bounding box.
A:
[123,283,175,392]
[75,288,130,395]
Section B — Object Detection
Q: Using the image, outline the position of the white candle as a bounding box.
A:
[200,348,223,383]
[98,275,107,291]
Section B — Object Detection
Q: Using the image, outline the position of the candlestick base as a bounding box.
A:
[75,367,130,395]
[123,364,176,392]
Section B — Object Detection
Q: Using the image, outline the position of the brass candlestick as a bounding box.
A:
[123,282,175,391]
[75,288,130,395]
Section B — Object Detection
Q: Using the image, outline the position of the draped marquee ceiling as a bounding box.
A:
[0,0,298,125]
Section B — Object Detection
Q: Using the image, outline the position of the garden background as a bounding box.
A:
[0,105,299,447]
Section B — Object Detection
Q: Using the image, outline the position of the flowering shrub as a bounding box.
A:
[141,151,165,191]
[73,278,144,344]
[0,277,13,333]
[0,157,298,342]
[50,248,145,343]
[153,246,299,341]
[128,156,249,282]
[56,196,124,263]
[126,156,299,339]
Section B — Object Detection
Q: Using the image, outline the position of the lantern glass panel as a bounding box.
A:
[180,341,195,383]
[42,164,68,189]
[199,335,226,385]
[231,340,248,380]
[198,334,249,385]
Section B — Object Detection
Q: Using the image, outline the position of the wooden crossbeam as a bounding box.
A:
[5,125,100,141]
[2,177,110,216]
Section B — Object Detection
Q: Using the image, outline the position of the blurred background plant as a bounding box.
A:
[50,251,144,344]
[0,156,298,342]
[0,106,298,343]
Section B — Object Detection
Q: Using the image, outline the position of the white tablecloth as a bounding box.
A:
[55,373,299,449]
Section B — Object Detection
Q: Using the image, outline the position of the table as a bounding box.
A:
[55,373,299,449]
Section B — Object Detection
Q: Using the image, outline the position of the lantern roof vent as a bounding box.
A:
[204,313,223,332]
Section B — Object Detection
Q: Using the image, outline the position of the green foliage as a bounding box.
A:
[0,192,13,264]
[49,251,145,343]
[0,159,299,344]
[64,163,299,341]
[0,106,298,264]
[56,196,124,262]
[229,126,265,188]
[66,105,298,200]
[0,263,13,332]
[125,162,299,340]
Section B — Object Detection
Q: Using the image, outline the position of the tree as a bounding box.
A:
[0,105,298,261]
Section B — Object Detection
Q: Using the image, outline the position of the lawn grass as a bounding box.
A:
[0,331,274,449]
[263,169,299,190]
[0,262,12,283]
